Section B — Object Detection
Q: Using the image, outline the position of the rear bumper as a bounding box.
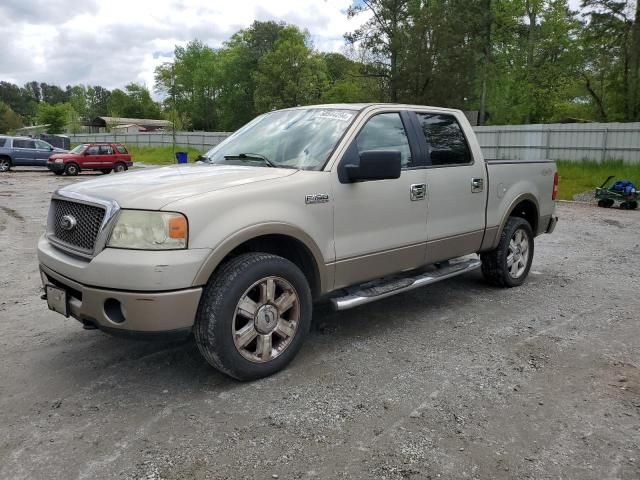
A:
[40,264,202,334]
[546,215,558,234]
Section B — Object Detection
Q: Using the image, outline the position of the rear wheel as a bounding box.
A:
[114,162,127,173]
[195,253,312,381]
[100,169,112,174]
[628,201,638,210]
[64,163,79,176]
[481,217,534,288]
[0,157,11,172]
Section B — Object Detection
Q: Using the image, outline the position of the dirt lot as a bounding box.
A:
[0,168,639,480]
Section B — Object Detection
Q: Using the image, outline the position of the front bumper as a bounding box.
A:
[47,162,65,172]
[40,264,202,334]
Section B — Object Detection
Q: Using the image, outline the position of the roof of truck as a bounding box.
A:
[281,103,462,113]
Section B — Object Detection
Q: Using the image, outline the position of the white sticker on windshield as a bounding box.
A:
[316,110,355,122]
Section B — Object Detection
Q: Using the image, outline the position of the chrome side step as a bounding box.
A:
[330,257,481,311]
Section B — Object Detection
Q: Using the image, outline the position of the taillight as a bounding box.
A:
[552,172,559,200]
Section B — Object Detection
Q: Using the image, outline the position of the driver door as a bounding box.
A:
[332,111,428,289]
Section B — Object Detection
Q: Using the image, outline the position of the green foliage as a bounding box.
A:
[556,160,640,200]
[107,83,161,120]
[0,101,23,133]
[254,27,328,111]
[36,103,72,133]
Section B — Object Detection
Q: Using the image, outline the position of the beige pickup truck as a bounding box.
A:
[38,104,558,380]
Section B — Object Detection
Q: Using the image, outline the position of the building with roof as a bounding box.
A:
[87,117,172,133]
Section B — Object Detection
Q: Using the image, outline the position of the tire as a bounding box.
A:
[114,162,127,173]
[628,201,638,210]
[481,217,534,288]
[64,163,79,176]
[195,253,312,381]
[53,171,63,176]
[0,157,11,172]
[100,169,112,174]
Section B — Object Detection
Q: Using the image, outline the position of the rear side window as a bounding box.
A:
[416,113,471,166]
[14,139,36,149]
[99,145,113,155]
[116,145,127,154]
[356,113,413,168]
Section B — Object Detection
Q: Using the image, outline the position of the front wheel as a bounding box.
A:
[481,217,534,288]
[64,163,79,176]
[0,157,11,172]
[195,253,312,381]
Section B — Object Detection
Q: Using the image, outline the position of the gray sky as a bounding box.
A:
[1,0,586,93]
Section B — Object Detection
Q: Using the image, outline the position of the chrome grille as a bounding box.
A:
[50,199,106,253]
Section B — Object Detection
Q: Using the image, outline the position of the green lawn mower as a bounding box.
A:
[595,176,638,210]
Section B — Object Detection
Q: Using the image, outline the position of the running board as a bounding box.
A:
[330,257,481,311]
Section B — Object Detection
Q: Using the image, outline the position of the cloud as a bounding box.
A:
[0,0,364,93]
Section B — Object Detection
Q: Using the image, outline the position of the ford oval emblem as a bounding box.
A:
[59,215,77,231]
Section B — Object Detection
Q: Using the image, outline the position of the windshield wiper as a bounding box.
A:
[223,152,277,168]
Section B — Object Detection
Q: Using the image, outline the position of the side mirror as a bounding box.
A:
[345,150,402,182]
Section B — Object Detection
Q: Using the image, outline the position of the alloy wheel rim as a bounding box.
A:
[0,160,8,171]
[232,276,300,363]
[507,228,530,278]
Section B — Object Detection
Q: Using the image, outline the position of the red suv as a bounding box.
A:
[48,143,133,176]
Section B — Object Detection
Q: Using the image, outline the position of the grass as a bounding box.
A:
[127,146,205,165]
[556,160,640,200]
[125,146,639,201]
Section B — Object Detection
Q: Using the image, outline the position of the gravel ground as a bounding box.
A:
[1,168,639,480]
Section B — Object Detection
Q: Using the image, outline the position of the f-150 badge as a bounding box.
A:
[305,194,329,204]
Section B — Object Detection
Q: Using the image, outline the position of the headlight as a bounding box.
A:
[107,210,188,250]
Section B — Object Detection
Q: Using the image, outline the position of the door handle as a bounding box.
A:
[410,183,427,201]
[471,178,484,193]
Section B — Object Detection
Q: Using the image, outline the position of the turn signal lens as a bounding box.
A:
[168,216,187,239]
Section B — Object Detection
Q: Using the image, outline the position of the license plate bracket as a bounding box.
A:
[46,285,68,317]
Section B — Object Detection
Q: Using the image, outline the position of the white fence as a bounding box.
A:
[67,131,231,151]
[69,122,640,163]
[474,122,640,163]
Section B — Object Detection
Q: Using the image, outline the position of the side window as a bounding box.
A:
[116,145,127,154]
[0,138,6,147]
[86,146,99,155]
[99,145,113,155]
[35,140,51,150]
[356,113,413,168]
[14,139,36,149]
[416,113,471,166]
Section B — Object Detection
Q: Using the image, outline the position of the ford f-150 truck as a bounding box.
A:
[38,104,558,380]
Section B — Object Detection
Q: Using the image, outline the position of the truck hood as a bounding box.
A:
[56,164,298,210]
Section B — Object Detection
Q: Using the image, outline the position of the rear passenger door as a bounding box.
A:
[12,139,36,165]
[410,111,488,264]
[98,145,114,166]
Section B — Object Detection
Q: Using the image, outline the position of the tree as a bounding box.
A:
[36,103,71,133]
[107,83,161,120]
[0,101,23,134]
[253,26,328,111]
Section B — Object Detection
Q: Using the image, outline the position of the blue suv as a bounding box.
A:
[0,136,69,172]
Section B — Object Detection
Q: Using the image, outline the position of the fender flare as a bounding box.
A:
[192,222,330,292]
[486,193,540,250]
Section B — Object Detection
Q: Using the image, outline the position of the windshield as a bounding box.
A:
[70,145,88,154]
[203,108,357,170]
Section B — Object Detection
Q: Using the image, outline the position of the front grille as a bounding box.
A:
[50,199,106,253]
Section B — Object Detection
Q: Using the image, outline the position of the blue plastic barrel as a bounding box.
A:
[175,152,188,164]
